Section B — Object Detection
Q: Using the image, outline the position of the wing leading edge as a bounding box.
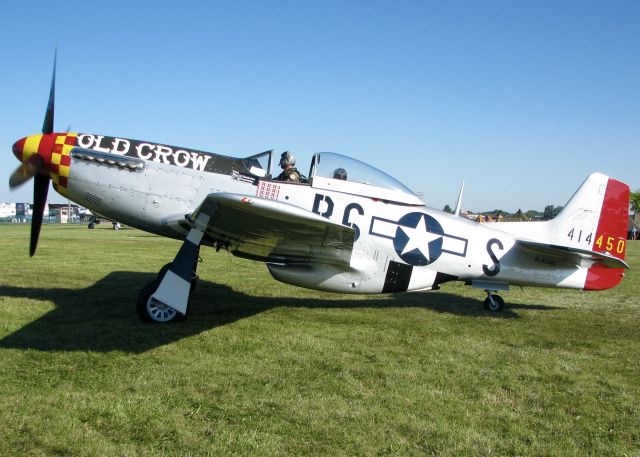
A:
[190,193,355,265]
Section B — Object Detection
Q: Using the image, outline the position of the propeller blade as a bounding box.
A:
[42,50,56,134]
[30,174,50,257]
[8,154,44,190]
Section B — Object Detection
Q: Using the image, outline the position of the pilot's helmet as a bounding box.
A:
[279,151,296,168]
[333,167,347,180]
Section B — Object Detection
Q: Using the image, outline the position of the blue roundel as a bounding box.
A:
[393,212,444,266]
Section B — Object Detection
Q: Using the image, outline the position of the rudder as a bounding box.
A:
[584,176,629,290]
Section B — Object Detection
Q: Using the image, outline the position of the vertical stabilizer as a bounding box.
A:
[550,173,629,290]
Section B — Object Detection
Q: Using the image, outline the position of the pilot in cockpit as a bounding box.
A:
[333,168,347,180]
[275,151,307,183]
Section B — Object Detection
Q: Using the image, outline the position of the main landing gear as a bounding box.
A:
[136,214,210,323]
[483,290,505,312]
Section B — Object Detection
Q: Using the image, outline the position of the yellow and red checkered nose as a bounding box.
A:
[11,133,77,189]
[12,137,26,161]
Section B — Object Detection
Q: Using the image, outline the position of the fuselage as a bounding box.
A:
[13,132,261,238]
[11,132,626,295]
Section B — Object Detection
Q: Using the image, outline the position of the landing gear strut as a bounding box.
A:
[136,214,209,323]
[483,291,505,312]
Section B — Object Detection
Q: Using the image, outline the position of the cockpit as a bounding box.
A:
[243,150,423,205]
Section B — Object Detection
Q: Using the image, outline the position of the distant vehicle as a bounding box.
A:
[86,212,122,230]
[9,54,630,323]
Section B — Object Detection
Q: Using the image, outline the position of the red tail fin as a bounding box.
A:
[584,177,629,290]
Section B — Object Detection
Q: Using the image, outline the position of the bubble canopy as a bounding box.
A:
[308,152,423,205]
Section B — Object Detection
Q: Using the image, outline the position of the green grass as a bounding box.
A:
[0,224,639,456]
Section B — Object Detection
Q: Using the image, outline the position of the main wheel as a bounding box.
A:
[136,266,190,323]
[483,294,505,312]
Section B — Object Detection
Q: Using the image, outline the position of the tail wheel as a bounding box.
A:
[483,294,505,312]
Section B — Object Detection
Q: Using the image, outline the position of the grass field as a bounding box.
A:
[0,224,638,456]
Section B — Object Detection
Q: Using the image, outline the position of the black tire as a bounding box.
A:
[189,277,198,296]
[157,263,172,281]
[88,222,95,229]
[483,294,505,312]
[136,281,160,322]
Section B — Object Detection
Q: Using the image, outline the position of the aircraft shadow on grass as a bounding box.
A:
[0,271,558,353]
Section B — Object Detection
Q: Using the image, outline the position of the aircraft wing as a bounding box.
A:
[190,193,355,265]
[516,239,629,269]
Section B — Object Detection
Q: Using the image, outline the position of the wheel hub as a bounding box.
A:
[147,298,177,322]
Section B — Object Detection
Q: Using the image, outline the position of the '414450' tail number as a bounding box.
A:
[568,228,625,255]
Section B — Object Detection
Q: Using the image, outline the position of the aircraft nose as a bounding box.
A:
[10,133,76,191]
[12,137,26,161]
[13,133,53,165]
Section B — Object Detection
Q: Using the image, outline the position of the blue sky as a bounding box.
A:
[1,0,638,212]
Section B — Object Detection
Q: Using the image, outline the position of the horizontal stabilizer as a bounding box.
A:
[517,239,629,269]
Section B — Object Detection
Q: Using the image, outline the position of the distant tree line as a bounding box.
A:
[542,205,563,220]
[442,189,640,221]
[631,190,640,213]
[440,206,558,220]
[441,205,546,220]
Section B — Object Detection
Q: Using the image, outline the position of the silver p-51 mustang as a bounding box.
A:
[10,56,630,322]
